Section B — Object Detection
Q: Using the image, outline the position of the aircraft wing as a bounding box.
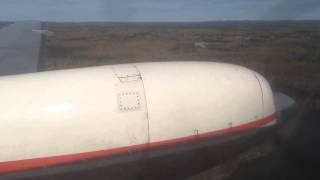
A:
[0,21,42,76]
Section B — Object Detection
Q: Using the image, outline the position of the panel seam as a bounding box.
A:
[253,72,264,116]
[133,64,151,145]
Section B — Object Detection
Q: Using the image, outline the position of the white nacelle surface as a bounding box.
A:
[0,61,276,163]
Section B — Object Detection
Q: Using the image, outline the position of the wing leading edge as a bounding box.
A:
[0,21,42,76]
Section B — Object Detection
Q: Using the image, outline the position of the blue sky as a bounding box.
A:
[0,0,319,22]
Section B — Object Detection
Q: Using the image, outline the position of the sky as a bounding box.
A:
[0,0,319,22]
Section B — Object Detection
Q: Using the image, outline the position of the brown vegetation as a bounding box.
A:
[43,21,320,107]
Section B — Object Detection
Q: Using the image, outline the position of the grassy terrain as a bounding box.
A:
[43,21,320,107]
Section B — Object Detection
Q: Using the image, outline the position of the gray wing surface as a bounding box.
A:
[0,21,42,76]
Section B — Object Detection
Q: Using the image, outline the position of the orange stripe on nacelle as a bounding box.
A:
[0,112,276,174]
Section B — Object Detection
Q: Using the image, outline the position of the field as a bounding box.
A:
[43,21,320,105]
[42,21,320,180]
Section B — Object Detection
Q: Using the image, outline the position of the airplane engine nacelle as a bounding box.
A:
[0,61,276,174]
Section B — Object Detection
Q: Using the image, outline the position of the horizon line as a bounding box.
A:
[1,19,320,23]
